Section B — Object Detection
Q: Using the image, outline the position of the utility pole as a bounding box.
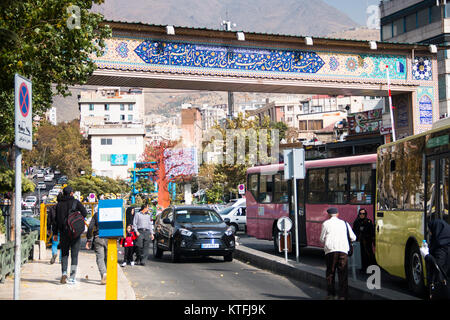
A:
[222,18,236,120]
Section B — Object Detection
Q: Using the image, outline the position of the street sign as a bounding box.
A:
[14,74,32,150]
[88,193,96,203]
[238,184,245,195]
[277,216,292,232]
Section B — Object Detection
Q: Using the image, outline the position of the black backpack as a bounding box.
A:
[66,200,85,239]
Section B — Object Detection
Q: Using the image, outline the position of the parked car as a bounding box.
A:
[22,216,40,233]
[218,205,246,233]
[57,176,68,184]
[24,196,37,208]
[153,206,235,262]
[37,182,46,190]
[48,189,60,197]
[36,171,45,178]
[54,169,61,175]
[44,175,53,182]
[22,209,34,217]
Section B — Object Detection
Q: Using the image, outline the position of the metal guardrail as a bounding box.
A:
[40,202,98,246]
[0,230,39,283]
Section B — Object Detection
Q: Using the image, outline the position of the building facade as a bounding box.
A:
[380,0,450,116]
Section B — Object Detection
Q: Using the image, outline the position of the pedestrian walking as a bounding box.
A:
[133,203,154,266]
[120,225,137,266]
[48,192,63,264]
[52,186,88,284]
[86,211,108,285]
[352,208,376,272]
[420,219,450,300]
[320,207,356,300]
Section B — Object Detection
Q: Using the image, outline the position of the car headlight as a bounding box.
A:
[225,227,234,236]
[179,228,193,237]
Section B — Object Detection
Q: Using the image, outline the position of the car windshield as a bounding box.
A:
[175,209,223,224]
[23,217,39,227]
[219,207,234,215]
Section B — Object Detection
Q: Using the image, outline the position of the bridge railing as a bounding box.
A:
[0,230,39,283]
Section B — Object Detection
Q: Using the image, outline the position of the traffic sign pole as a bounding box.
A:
[13,74,32,300]
[13,147,22,300]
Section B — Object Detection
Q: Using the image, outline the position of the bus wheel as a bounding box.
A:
[406,243,425,296]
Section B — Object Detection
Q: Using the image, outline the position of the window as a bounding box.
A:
[405,13,416,32]
[417,8,429,27]
[120,114,125,121]
[248,173,259,200]
[299,120,307,130]
[307,168,326,203]
[101,138,112,145]
[128,114,133,121]
[120,104,125,111]
[309,120,323,130]
[104,104,110,111]
[128,104,133,111]
[128,154,136,161]
[104,114,110,121]
[350,165,372,204]
[100,154,111,162]
[287,105,294,112]
[431,5,441,23]
[89,104,94,111]
[382,23,392,40]
[328,167,347,204]
[259,174,273,203]
[287,117,293,122]
[127,137,136,144]
[393,18,404,36]
[273,173,288,203]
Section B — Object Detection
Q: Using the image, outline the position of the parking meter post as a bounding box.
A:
[284,229,288,263]
[106,238,118,300]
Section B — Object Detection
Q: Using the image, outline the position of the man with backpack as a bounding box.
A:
[52,186,88,284]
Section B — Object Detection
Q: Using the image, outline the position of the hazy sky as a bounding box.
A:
[323,0,381,26]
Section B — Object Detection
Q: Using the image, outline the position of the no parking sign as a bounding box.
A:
[15,74,32,150]
[238,184,245,195]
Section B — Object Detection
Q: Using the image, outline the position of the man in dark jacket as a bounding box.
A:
[52,186,88,284]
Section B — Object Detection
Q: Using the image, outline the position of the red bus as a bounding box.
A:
[246,154,377,251]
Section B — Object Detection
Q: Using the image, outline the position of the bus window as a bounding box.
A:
[248,173,259,200]
[350,165,372,204]
[273,173,288,203]
[259,174,273,203]
[328,167,347,204]
[307,168,326,203]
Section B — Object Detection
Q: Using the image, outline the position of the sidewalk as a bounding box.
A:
[0,248,136,300]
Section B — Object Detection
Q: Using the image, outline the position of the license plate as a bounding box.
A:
[201,243,219,249]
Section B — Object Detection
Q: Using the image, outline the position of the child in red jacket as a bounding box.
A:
[121,225,137,266]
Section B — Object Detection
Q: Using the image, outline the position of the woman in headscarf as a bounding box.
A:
[352,208,376,271]
[420,219,450,300]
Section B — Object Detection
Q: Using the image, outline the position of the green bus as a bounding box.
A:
[375,122,450,295]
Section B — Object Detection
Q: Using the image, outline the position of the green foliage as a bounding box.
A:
[135,178,156,194]
[0,167,35,193]
[205,183,225,204]
[0,0,111,144]
[68,175,128,199]
[23,120,91,177]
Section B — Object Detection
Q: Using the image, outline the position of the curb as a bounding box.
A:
[234,245,420,300]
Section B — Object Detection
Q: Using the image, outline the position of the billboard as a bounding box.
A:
[111,154,128,166]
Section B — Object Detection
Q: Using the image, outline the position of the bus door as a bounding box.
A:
[288,178,307,246]
[425,153,450,232]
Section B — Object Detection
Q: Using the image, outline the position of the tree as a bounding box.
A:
[68,175,128,199]
[0,0,111,240]
[141,140,195,209]
[23,120,91,177]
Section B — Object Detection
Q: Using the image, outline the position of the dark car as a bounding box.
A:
[22,216,40,233]
[153,206,235,262]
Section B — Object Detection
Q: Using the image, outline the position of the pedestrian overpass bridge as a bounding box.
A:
[88,20,441,137]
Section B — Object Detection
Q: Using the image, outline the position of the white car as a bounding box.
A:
[44,175,53,182]
[218,205,247,233]
[37,182,46,190]
[24,196,37,208]
[36,171,44,178]
[22,209,34,217]
[49,189,60,197]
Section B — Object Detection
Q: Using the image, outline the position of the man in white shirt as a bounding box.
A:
[320,207,356,300]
